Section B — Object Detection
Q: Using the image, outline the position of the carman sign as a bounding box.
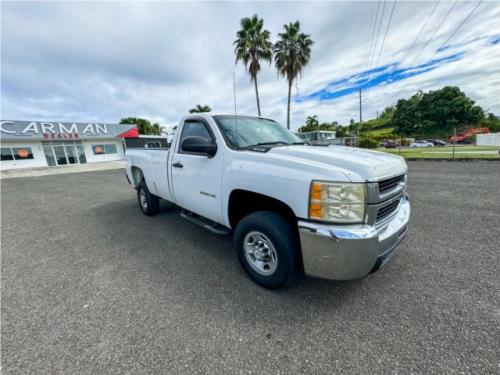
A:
[0,120,138,140]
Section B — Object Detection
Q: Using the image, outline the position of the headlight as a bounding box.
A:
[309,181,366,223]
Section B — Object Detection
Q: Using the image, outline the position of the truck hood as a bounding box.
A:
[268,145,407,181]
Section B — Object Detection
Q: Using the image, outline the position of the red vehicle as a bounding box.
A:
[449,127,490,143]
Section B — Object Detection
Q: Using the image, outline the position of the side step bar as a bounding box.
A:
[180,210,231,236]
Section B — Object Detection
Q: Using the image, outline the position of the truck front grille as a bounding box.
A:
[376,199,400,222]
[378,175,404,195]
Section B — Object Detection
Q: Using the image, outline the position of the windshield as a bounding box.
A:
[214,115,303,149]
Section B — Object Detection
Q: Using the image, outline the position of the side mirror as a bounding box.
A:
[181,136,217,157]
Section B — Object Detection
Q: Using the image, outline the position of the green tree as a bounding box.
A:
[380,105,395,120]
[119,117,161,135]
[189,104,212,113]
[298,116,338,133]
[393,87,485,135]
[234,15,273,116]
[481,112,500,132]
[274,21,313,129]
[335,126,349,138]
[297,115,319,132]
[392,95,421,135]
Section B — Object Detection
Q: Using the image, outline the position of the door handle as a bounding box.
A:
[173,162,183,168]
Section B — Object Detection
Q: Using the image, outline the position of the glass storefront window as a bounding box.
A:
[64,145,78,164]
[92,144,105,154]
[1,147,33,161]
[93,143,117,155]
[1,148,14,161]
[75,144,86,163]
[53,145,67,165]
[43,144,56,166]
[104,144,117,154]
[13,147,34,160]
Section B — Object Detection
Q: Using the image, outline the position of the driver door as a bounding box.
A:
[171,119,223,223]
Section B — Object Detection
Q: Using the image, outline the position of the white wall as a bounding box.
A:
[83,139,125,163]
[0,141,47,170]
[477,133,500,146]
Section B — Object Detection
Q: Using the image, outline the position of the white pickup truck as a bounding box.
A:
[125,114,410,289]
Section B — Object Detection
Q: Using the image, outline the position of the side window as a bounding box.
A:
[179,121,213,152]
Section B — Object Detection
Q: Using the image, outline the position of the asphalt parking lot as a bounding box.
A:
[1,161,499,374]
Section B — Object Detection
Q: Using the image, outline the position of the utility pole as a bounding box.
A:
[358,89,363,147]
[359,89,363,123]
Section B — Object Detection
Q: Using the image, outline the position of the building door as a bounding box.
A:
[53,145,68,165]
[42,141,87,166]
[64,144,78,164]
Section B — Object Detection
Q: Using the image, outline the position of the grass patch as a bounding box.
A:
[376,145,500,159]
[367,127,394,137]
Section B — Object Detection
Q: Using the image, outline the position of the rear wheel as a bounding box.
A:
[137,180,160,216]
[234,211,299,289]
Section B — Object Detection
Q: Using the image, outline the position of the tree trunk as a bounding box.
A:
[254,75,261,116]
[286,80,292,129]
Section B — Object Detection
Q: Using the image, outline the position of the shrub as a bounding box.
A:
[359,137,378,149]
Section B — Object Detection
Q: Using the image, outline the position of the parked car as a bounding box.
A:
[125,114,410,289]
[385,140,398,148]
[425,139,446,146]
[410,140,434,148]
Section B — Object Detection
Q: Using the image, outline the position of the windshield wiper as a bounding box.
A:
[241,141,291,149]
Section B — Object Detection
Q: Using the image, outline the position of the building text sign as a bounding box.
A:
[0,120,137,141]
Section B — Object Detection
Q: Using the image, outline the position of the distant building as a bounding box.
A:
[296,130,336,145]
[1,120,138,170]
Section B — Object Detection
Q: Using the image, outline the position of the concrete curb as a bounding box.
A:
[1,160,126,179]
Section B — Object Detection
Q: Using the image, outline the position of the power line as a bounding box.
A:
[367,0,387,76]
[372,1,398,78]
[399,1,441,66]
[364,1,382,73]
[427,0,483,63]
[390,1,484,105]
[405,0,458,69]
[390,0,461,101]
[364,1,397,105]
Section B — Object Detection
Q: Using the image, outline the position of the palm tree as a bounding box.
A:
[298,115,319,133]
[234,15,273,116]
[305,115,319,128]
[189,104,212,113]
[274,21,313,129]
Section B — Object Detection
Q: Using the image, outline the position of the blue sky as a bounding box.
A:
[296,51,466,103]
[1,1,500,130]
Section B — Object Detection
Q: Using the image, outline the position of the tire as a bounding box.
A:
[137,180,160,216]
[233,211,300,289]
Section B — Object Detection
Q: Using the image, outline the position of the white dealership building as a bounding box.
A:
[1,120,138,170]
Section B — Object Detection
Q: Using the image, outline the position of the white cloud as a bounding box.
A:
[1,1,499,131]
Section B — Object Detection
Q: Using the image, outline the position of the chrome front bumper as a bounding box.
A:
[298,196,410,280]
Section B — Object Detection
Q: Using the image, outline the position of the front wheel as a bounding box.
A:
[233,211,300,289]
[137,180,160,216]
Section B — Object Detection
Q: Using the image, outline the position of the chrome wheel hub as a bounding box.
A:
[139,189,148,209]
[243,231,278,276]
